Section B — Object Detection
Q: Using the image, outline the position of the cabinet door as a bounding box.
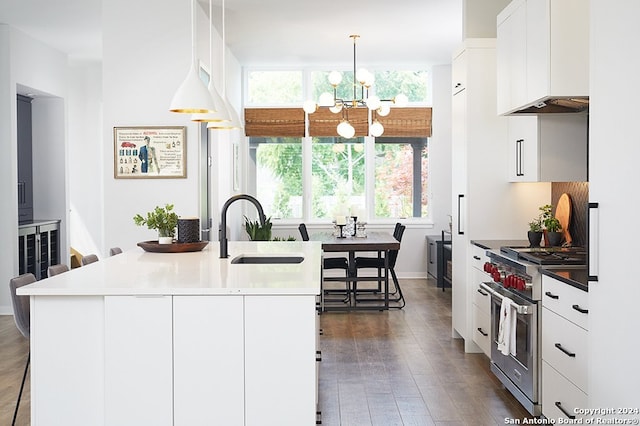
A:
[507,116,539,182]
[542,361,588,421]
[245,295,317,425]
[496,0,527,114]
[472,303,491,356]
[105,296,173,426]
[173,296,244,426]
[426,236,438,278]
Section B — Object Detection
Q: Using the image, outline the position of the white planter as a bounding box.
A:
[158,236,173,244]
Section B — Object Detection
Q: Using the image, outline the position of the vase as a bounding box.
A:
[544,231,563,247]
[527,231,542,247]
[178,218,200,243]
[158,229,173,244]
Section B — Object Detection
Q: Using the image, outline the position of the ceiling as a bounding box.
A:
[0,0,462,67]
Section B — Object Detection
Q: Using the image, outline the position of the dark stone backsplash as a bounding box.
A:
[551,182,589,247]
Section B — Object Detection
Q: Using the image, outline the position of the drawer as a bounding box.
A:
[542,275,589,330]
[542,307,588,391]
[470,244,488,271]
[542,361,588,421]
[473,282,491,313]
[472,304,491,357]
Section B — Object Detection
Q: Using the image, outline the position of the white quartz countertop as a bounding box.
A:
[18,241,322,296]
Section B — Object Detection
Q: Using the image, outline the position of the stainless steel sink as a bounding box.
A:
[231,255,304,264]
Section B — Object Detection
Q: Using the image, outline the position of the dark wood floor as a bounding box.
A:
[318,278,533,425]
[0,278,532,425]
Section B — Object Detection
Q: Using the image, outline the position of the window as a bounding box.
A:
[246,69,431,223]
[246,71,302,105]
[311,138,365,219]
[374,138,428,218]
[250,137,303,219]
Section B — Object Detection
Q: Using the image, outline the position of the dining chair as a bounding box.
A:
[47,263,69,277]
[81,254,99,266]
[109,247,123,256]
[353,223,406,308]
[9,273,37,425]
[298,223,351,305]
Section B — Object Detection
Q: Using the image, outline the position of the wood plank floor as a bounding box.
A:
[0,278,533,425]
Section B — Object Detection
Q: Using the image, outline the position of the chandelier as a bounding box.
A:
[303,35,408,138]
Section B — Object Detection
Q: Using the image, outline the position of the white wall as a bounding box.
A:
[0,25,69,313]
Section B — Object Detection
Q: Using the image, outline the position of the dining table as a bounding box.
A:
[312,231,400,311]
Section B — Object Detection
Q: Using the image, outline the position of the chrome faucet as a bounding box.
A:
[219,194,266,258]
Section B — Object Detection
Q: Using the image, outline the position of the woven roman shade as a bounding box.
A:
[244,108,305,137]
[243,106,432,137]
[307,107,369,137]
[377,107,432,137]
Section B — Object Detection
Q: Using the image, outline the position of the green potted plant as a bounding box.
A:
[244,215,273,241]
[133,204,179,244]
[539,204,563,247]
[527,216,543,247]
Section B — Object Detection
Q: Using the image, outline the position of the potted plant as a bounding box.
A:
[244,215,273,241]
[539,204,563,247]
[527,216,543,247]
[133,204,179,244]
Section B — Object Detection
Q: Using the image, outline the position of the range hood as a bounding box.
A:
[509,97,589,114]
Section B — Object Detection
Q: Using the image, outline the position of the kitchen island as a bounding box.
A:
[18,241,322,426]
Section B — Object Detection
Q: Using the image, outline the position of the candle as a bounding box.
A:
[336,215,347,226]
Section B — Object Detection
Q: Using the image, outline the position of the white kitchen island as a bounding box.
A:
[18,241,322,426]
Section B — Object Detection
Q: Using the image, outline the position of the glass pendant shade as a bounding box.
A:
[394,93,409,107]
[337,120,355,138]
[318,92,335,107]
[328,71,342,86]
[370,120,384,137]
[378,104,391,116]
[366,95,381,110]
[303,100,318,114]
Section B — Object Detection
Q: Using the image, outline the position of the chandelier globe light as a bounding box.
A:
[304,34,408,137]
[170,0,218,114]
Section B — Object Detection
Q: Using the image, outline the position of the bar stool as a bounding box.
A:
[81,254,99,265]
[47,263,69,277]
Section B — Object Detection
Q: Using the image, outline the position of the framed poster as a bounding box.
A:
[114,126,186,178]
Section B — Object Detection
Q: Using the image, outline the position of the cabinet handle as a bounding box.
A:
[545,291,559,300]
[555,401,576,419]
[473,255,481,260]
[572,304,588,314]
[516,139,524,176]
[454,82,461,88]
[457,194,465,235]
[554,343,576,358]
[588,202,599,282]
[477,288,488,296]
[316,350,322,362]
[477,327,488,337]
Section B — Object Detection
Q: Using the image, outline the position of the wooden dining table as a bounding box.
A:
[312,231,400,311]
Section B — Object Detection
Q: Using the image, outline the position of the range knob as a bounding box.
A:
[483,262,493,273]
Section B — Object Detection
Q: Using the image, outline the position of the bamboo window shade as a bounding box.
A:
[244,108,305,137]
[243,106,432,137]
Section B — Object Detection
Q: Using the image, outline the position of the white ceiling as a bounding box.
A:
[0,0,462,67]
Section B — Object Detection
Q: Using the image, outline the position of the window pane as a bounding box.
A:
[253,137,303,219]
[247,71,302,105]
[373,70,428,103]
[310,71,356,104]
[374,139,428,218]
[311,137,365,219]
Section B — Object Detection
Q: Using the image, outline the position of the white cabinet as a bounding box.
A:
[497,0,589,115]
[105,296,174,426]
[541,275,588,420]
[470,244,491,356]
[173,296,245,425]
[450,39,548,353]
[507,115,588,182]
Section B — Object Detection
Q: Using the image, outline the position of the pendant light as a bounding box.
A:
[191,0,231,123]
[169,0,218,114]
[209,0,244,130]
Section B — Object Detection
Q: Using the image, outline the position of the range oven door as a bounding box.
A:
[481,282,540,414]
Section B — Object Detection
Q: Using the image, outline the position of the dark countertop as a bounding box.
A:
[470,239,530,250]
[541,268,588,292]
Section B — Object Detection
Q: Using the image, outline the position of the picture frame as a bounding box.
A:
[113,126,186,179]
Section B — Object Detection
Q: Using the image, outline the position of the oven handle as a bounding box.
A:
[480,283,534,315]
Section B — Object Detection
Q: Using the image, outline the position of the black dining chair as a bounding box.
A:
[9,273,37,425]
[298,223,351,305]
[353,223,406,308]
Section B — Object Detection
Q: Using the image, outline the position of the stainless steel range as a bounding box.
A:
[480,246,586,416]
